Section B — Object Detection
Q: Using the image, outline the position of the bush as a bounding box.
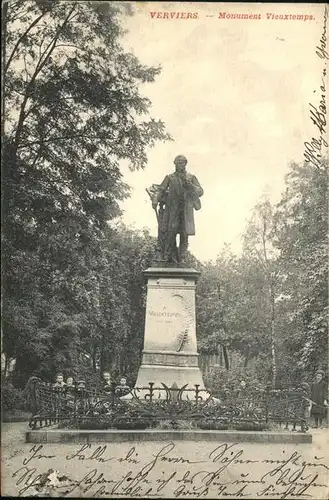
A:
[232,421,267,431]
[2,380,27,413]
[78,418,115,430]
[113,418,151,430]
[74,414,154,430]
[196,419,229,430]
[156,419,196,430]
[204,363,267,394]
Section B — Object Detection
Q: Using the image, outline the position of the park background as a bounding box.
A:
[1,1,328,417]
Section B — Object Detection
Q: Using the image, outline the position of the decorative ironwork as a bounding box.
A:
[26,378,308,432]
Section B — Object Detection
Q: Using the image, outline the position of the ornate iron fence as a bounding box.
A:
[26,377,308,432]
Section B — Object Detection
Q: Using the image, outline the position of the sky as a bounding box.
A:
[117,2,326,262]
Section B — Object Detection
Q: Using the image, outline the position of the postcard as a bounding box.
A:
[2,1,328,498]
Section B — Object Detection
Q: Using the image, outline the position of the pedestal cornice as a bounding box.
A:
[143,267,201,281]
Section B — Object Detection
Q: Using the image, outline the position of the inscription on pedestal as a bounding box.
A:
[142,351,199,367]
[144,289,196,352]
[148,309,182,325]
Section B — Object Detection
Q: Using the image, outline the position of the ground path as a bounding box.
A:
[2,422,329,498]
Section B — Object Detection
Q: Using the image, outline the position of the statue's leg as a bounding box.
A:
[159,231,166,259]
[156,207,166,261]
[179,233,188,262]
[165,229,177,263]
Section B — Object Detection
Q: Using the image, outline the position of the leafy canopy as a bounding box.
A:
[2,0,171,386]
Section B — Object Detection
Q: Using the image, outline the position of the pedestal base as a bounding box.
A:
[136,365,205,388]
[133,267,207,400]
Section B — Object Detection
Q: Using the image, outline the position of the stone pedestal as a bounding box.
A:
[134,267,207,399]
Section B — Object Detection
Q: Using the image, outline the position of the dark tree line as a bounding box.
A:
[196,158,328,387]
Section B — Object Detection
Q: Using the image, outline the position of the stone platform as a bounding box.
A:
[26,429,312,444]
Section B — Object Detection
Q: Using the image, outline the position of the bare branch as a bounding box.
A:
[17,133,92,149]
[23,101,42,122]
[12,3,78,155]
[34,5,77,77]
[55,44,88,52]
[29,147,44,170]
[5,11,46,75]
[262,218,268,265]
[23,53,29,83]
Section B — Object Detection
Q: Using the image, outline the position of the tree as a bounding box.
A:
[2,0,171,385]
[196,161,328,388]
[273,159,328,381]
[87,224,157,381]
[242,197,279,387]
[3,0,170,241]
[196,248,235,370]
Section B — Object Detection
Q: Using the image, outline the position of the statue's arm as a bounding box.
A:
[152,175,169,208]
[160,175,170,192]
[190,175,204,197]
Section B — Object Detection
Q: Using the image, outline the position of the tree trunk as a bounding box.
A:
[270,284,277,388]
[222,345,230,370]
[4,355,9,378]
[244,347,249,368]
[100,336,106,373]
[217,280,229,370]
[2,4,10,306]
[92,345,97,372]
[1,1,7,136]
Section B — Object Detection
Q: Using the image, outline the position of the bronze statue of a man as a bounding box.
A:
[150,155,203,264]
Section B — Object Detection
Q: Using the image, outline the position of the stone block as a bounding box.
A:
[133,267,207,398]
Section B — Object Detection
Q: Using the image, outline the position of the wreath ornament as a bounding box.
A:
[173,293,194,352]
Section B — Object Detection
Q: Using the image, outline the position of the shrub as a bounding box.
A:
[204,364,267,395]
[113,418,151,430]
[196,419,229,430]
[156,419,196,430]
[2,380,27,413]
[78,418,115,430]
[232,420,267,431]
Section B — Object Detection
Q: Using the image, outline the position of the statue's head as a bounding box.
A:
[174,155,187,173]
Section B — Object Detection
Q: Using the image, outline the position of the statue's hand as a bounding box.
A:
[152,201,158,209]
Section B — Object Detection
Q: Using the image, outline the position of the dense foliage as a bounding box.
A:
[196,159,328,387]
[2,379,28,414]
[273,159,328,381]
[2,0,170,386]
